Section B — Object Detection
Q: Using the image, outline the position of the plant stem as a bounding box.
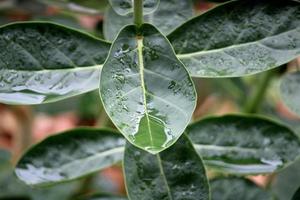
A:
[243,70,275,113]
[134,0,143,27]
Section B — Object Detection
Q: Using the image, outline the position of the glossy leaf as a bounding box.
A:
[168,0,300,77]
[292,187,300,200]
[211,177,273,200]
[280,71,300,116]
[100,24,196,154]
[124,134,210,200]
[0,22,110,105]
[15,128,125,186]
[103,0,193,41]
[108,0,159,15]
[187,115,300,174]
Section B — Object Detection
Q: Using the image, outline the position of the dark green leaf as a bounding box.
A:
[292,187,300,200]
[169,0,300,77]
[0,22,110,105]
[187,114,300,174]
[211,177,273,200]
[108,0,159,15]
[0,198,31,200]
[280,71,300,116]
[100,24,196,154]
[104,0,193,41]
[124,134,210,200]
[15,128,125,186]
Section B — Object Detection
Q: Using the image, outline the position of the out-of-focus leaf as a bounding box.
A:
[280,71,300,116]
[100,24,196,154]
[78,194,127,200]
[292,187,300,200]
[15,128,125,186]
[103,0,193,41]
[168,0,300,77]
[187,114,300,174]
[271,159,300,200]
[211,177,273,200]
[108,0,159,15]
[124,134,210,200]
[0,22,110,105]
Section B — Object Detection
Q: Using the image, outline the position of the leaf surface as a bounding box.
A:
[100,24,196,154]
[168,0,300,77]
[0,22,110,105]
[280,71,300,116]
[79,194,127,200]
[187,115,300,174]
[15,128,125,186]
[108,0,159,15]
[104,0,193,41]
[211,177,273,200]
[124,134,210,200]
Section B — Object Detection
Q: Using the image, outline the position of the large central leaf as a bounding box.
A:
[168,0,300,77]
[100,24,196,154]
[0,22,110,105]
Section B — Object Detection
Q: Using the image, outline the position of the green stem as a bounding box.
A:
[134,0,143,27]
[243,70,275,113]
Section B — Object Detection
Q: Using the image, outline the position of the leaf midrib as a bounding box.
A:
[137,37,155,147]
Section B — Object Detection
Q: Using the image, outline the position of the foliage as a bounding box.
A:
[0,0,300,199]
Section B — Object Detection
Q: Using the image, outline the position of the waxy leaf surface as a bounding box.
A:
[100,24,196,154]
[15,128,125,186]
[108,0,159,15]
[169,0,300,77]
[0,22,110,105]
[211,178,273,200]
[124,134,210,200]
[104,0,193,41]
[280,71,300,116]
[187,115,300,174]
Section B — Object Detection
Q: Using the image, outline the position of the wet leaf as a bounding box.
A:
[187,115,300,174]
[168,0,300,77]
[108,0,159,16]
[292,187,300,200]
[100,24,196,154]
[104,0,193,41]
[124,134,210,200]
[280,71,300,116]
[15,128,125,186]
[211,177,273,200]
[0,22,110,105]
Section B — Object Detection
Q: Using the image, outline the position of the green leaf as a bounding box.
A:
[211,177,273,200]
[108,0,159,15]
[187,114,300,174]
[0,22,110,105]
[280,71,300,116]
[100,24,196,154]
[103,0,194,41]
[168,0,300,77]
[0,149,10,165]
[124,134,210,200]
[292,187,300,200]
[15,128,125,186]
[78,194,127,200]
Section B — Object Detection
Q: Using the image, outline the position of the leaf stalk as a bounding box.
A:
[134,0,143,27]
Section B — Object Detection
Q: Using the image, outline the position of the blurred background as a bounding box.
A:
[0,0,300,199]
